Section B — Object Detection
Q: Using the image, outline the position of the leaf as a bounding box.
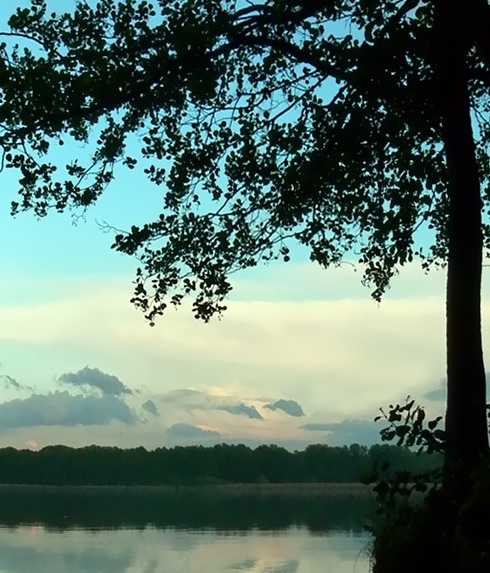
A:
[381,430,396,442]
[0,5,484,488]
[428,416,442,430]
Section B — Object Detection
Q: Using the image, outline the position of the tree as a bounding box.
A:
[0,0,489,491]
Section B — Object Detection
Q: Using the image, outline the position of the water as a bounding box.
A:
[0,487,372,573]
[0,525,370,573]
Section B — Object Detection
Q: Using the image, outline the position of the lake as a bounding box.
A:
[0,485,373,573]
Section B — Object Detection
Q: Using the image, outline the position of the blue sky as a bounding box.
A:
[0,1,485,451]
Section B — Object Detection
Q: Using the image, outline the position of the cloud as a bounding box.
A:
[220,402,263,420]
[0,263,461,425]
[165,389,204,401]
[0,374,34,392]
[142,399,159,416]
[159,388,213,411]
[1,375,22,391]
[424,387,446,401]
[0,391,135,431]
[158,389,263,419]
[301,423,331,432]
[265,399,305,417]
[301,419,383,445]
[59,366,132,396]
[166,423,221,439]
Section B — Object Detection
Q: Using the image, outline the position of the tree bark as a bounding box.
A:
[434,1,489,486]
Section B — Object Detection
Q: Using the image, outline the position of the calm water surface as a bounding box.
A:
[0,487,372,572]
[0,525,370,573]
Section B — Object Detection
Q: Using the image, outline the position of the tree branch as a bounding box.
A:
[470,0,490,87]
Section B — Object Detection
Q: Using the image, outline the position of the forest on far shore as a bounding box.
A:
[0,443,441,486]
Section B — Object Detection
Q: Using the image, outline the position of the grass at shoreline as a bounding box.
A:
[0,482,371,496]
[0,482,373,532]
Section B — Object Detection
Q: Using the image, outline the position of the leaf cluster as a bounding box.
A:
[367,398,443,506]
[369,398,490,572]
[0,1,490,320]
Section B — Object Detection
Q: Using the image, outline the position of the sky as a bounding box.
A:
[0,1,488,452]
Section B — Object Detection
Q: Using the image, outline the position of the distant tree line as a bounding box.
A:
[0,443,441,486]
[0,444,440,485]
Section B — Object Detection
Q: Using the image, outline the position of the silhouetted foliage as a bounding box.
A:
[2,2,490,567]
[0,443,440,486]
[369,398,490,573]
[0,0,488,490]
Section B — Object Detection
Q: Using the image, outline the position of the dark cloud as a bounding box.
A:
[220,402,263,420]
[59,367,132,396]
[0,391,135,431]
[166,423,221,439]
[301,419,383,446]
[265,399,305,417]
[1,375,33,392]
[1,375,22,391]
[142,399,159,417]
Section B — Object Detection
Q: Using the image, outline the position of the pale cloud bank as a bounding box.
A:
[0,261,485,449]
[300,420,383,446]
[0,263,458,420]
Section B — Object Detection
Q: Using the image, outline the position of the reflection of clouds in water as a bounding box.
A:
[165,528,202,552]
[264,560,299,573]
[139,557,158,573]
[0,534,131,573]
[229,559,299,573]
[229,558,257,570]
[0,526,370,573]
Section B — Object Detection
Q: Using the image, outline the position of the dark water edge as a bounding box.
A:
[0,483,374,533]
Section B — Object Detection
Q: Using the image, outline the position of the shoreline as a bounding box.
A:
[0,482,371,495]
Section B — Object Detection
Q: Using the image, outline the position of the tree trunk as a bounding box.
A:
[434,1,489,487]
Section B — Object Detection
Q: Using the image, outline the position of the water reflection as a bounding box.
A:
[0,488,372,572]
[0,486,372,533]
[0,525,371,573]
